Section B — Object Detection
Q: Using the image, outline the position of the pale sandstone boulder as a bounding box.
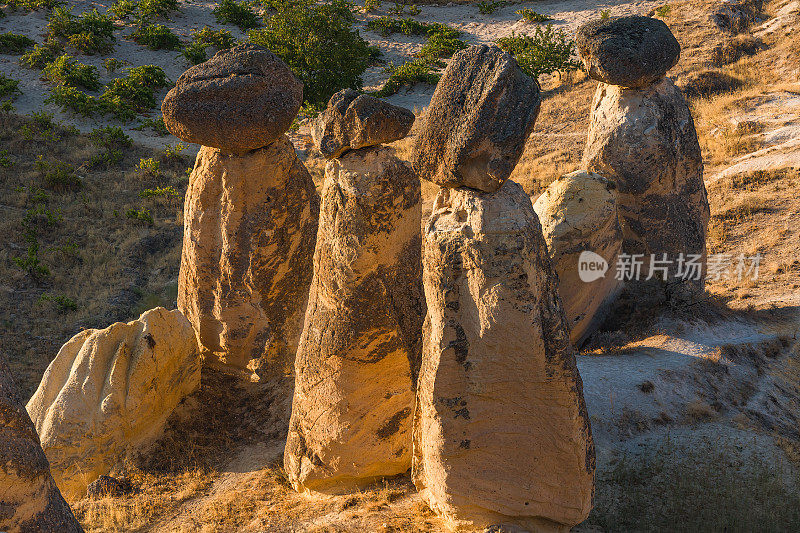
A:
[576,16,680,89]
[533,170,623,346]
[162,44,303,154]
[179,136,319,377]
[285,145,423,493]
[312,89,415,159]
[26,308,200,500]
[414,182,595,531]
[0,354,82,533]
[412,44,541,193]
[582,78,710,283]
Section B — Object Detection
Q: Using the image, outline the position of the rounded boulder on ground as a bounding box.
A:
[312,89,415,159]
[161,44,303,155]
[576,15,681,88]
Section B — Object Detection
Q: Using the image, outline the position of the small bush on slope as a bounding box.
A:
[20,39,64,69]
[131,23,182,51]
[496,25,581,79]
[47,7,116,55]
[0,32,35,54]
[214,0,261,30]
[0,74,21,101]
[100,65,170,120]
[43,54,101,90]
[183,27,236,65]
[250,0,373,107]
[373,59,440,97]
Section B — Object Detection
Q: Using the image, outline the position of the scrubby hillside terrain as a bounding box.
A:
[1,0,799,530]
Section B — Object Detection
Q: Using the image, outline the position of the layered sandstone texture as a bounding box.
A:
[312,89,415,159]
[179,137,319,377]
[576,16,681,88]
[582,78,710,279]
[26,307,200,499]
[533,170,623,346]
[412,44,541,193]
[162,44,303,154]
[0,354,82,533]
[285,145,423,493]
[414,182,595,531]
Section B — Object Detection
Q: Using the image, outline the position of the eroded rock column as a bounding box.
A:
[412,45,595,531]
[162,44,319,377]
[285,92,422,493]
[533,170,623,346]
[578,16,710,284]
[0,354,82,532]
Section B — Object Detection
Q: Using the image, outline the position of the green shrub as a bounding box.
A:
[0,150,12,167]
[99,64,170,120]
[42,54,101,90]
[140,185,180,206]
[103,57,129,73]
[363,0,380,12]
[136,156,160,176]
[137,0,180,21]
[496,25,581,78]
[516,8,551,23]
[19,39,64,68]
[249,0,373,107]
[0,74,21,101]
[418,26,465,60]
[44,85,98,116]
[654,4,671,17]
[39,293,78,312]
[13,241,50,282]
[373,58,440,97]
[477,1,505,14]
[131,23,182,50]
[0,32,35,54]
[366,16,435,36]
[600,9,610,20]
[126,207,154,225]
[183,27,236,64]
[47,7,115,54]
[36,157,82,191]
[214,0,261,30]
[134,116,170,135]
[109,0,137,19]
[4,0,63,11]
[90,125,132,149]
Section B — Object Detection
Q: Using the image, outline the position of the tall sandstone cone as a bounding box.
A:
[26,308,200,499]
[579,17,710,284]
[285,145,423,493]
[179,137,319,376]
[414,182,595,532]
[0,353,82,533]
[533,170,623,346]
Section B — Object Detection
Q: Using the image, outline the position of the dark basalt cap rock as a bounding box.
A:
[576,16,681,88]
[312,89,415,159]
[411,44,541,193]
[162,44,303,154]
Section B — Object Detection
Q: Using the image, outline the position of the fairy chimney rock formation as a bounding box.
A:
[312,89,415,159]
[26,308,200,500]
[167,47,319,377]
[412,44,541,193]
[578,16,710,284]
[285,94,422,493]
[412,44,595,531]
[0,353,83,532]
[533,170,623,346]
[162,44,303,155]
[416,183,595,531]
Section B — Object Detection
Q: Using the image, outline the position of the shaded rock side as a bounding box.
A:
[412,44,541,193]
[26,308,200,500]
[0,353,82,533]
[285,146,423,493]
[413,182,595,531]
[576,15,681,88]
[533,170,623,346]
[162,44,303,154]
[178,136,319,377]
[582,78,710,283]
[312,89,415,159]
